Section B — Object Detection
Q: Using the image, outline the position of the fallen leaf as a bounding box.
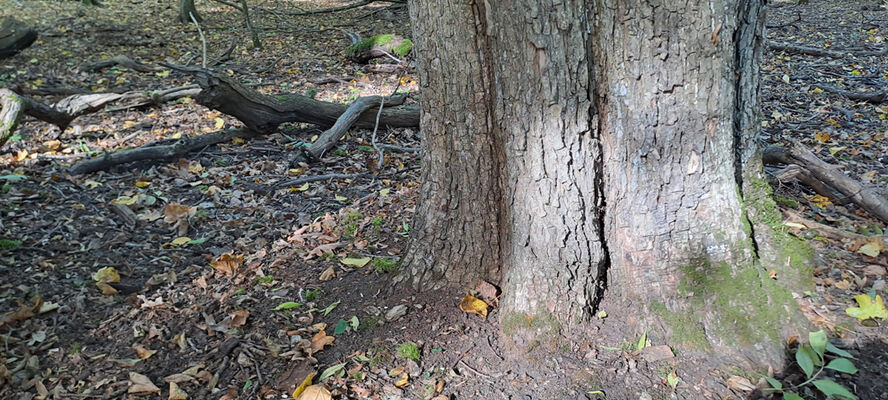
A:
[334,194,348,202]
[211,253,243,276]
[340,257,371,268]
[394,372,409,387]
[318,363,346,381]
[310,330,335,355]
[128,372,161,394]
[474,280,499,306]
[297,384,331,400]
[726,375,755,391]
[92,267,120,283]
[133,345,157,360]
[459,293,488,317]
[858,239,884,257]
[96,282,119,295]
[290,371,316,398]
[230,310,249,328]
[84,179,103,189]
[845,294,888,321]
[319,267,335,281]
[834,280,852,290]
[170,237,192,246]
[168,381,188,400]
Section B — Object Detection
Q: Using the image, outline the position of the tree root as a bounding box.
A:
[763,141,888,223]
[817,85,887,104]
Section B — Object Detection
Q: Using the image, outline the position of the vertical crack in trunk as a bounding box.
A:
[586,0,609,313]
[732,0,764,259]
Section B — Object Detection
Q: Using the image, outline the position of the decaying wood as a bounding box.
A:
[767,163,846,204]
[305,94,405,160]
[0,86,200,148]
[0,17,37,59]
[70,128,258,174]
[818,85,887,104]
[162,63,419,131]
[85,55,163,73]
[763,142,888,223]
[769,42,888,58]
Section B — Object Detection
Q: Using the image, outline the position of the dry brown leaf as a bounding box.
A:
[168,381,188,400]
[459,293,488,318]
[305,242,341,260]
[128,372,161,394]
[726,375,755,391]
[310,330,335,355]
[319,267,336,281]
[298,384,331,400]
[1,295,43,327]
[163,203,191,224]
[96,282,118,295]
[230,310,249,328]
[163,373,197,384]
[474,280,499,306]
[133,345,157,360]
[211,253,244,276]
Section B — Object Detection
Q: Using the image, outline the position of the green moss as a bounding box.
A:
[650,302,710,350]
[396,342,421,361]
[371,257,398,273]
[502,312,562,339]
[0,239,22,251]
[393,39,413,56]
[773,194,800,209]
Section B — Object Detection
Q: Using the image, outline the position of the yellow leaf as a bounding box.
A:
[379,188,390,197]
[112,196,138,205]
[811,88,823,94]
[133,345,157,360]
[850,70,861,76]
[826,119,840,127]
[214,117,225,130]
[187,162,204,174]
[84,179,103,189]
[232,137,245,145]
[93,267,121,283]
[845,294,888,321]
[135,181,151,188]
[171,237,192,246]
[858,240,884,257]
[813,132,830,143]
[810,194,832,209]
[334,194,348,202]
[289,183,310,192]
[156,70,170,78]
[291,372,316,399]
[828,146,846,155]
[288,168,303,176]
[394,372,409,387]
[340,257,371,268]
[459,294,488,317]
[769,269,778,279]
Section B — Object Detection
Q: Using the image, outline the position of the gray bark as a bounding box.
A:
[404,0,810,366]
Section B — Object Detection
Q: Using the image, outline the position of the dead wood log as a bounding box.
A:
[0,86,200,148]
[162,63,419,131]
[0,17,37,59]
[818,85,887,104]
[304,94,405,160]
[70,128,258,174]
[763,142,888,223]
[85,55,163,73]
[769,42,888,58]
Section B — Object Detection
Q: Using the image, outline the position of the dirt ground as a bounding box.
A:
[1,0,887,399]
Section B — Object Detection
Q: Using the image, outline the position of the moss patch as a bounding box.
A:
[502,311,563,351]
[650,302,710,350]
[345,34,413,57]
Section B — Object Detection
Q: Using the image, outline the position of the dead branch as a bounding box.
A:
[817,85,887,104]
[0,17,37,59]
[304,94,405,160]
[85,55,163,73]
[268,0,374,15]
[162,63,419,132]
[768,42,888,58]
[70,128,258,174]
[763,142,888,223]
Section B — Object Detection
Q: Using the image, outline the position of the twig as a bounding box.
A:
[189,12,207,69]
[372,78,404,168]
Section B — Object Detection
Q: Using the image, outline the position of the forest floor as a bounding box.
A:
[0,0,887,399]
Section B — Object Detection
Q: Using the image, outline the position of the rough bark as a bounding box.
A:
[178,0,202,24]
[0,17,37,59]
[405,0,810,367]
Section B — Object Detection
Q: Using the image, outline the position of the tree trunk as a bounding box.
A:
[404,0,811,367]
[178,0,202,24]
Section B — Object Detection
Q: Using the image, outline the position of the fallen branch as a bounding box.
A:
[817,85,887,104]
[85,55,163,73]
[0,86,201,148]
[768,42,888,58]
[305,94,405,160]
[0,17,37,59]
[70,128,258,174]
[763,142,888,223]
[162,63,419,131]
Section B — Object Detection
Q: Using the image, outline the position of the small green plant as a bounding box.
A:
[359,145,375,152]
[234,288,246,296]
[305,88,317,99]
[332,149,347,157]
[764,330,858,400]
[305,288,323,301]
[396,342,421,362]
[256,275,275,285]
[0,239,22,251]
[371,258,398,273]
[69,342,83,355]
